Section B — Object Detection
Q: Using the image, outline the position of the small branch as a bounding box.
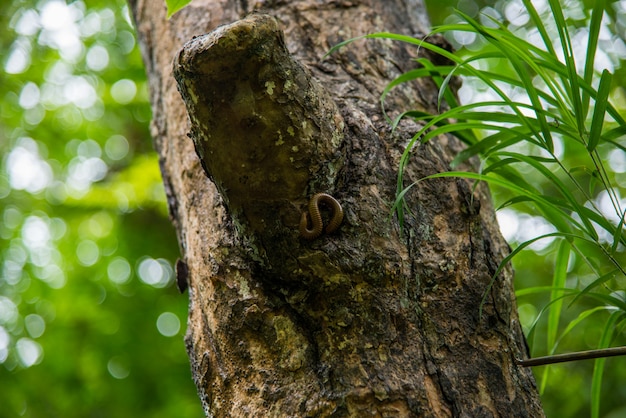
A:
[516,346,626,367]
[173,14,343,219]
[173,14,346,248]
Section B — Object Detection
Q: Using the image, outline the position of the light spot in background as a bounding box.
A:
[23,105,46,127]
[156,312,181,337]
[82,212,113,239]
[19,82,41,109]
[66,156,108,193]
[3,206,23,231]
[592,190,626,241]
[77,139,102,158]
[0,326,9,363]
[42,62,72,107]
[3,242,27,273]
[38,0,84,62]
[48,217,67,241]
[110,79,137,104]
[79,11,102,38]
[7,138,53,194]
[76,240,99,266]
[608,149,626,174]
[56,106,83,131]
[117,30,136,54]
[107,356,130,379]
[457,81,488,107]
[81,100,105,122]
[503,0,530,27]
[496,209,519,242]
[40,1,77,31]
[95,7,116,34]
[4,39,32,74]
[29,246,55,269]
[13,8,40,36]
[0,297,19,325]
[86,44,109,71]
[25,314,46,338]
[22,216,51,250]
[616,1,626,38]
[120,4,134,28]
[105,135,129,160]
[16,338,43,368]
[496,209,557,251]
[38,264,66,289]
[478,7,501,28]
[137,258,173,288]
[452,30,477,46]
[518,215,557,251]
[107,257,131,284]
[63,76,97,109]
[3,258,25,286]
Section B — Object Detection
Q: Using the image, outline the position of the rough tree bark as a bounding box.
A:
[130,1,545,416]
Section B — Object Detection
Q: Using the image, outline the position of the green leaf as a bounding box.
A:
[548,0,585,135]
[455,11,557,152]
[587,69,612,152]
[516,288,579,369]
[165,0,192,18]
[547,240,570,355]
[571,269,621,305]
[612,211,626,255]
[516,286,575,298]
[557,306,606,345]
[582,0,606,118]
[476,232,579,319]
[591,311,622,418]
[496,152,599,240]
[583,292,626,313]
[422,171,578,234]
[521,0,557,56]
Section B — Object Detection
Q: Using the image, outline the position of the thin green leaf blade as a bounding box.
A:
[548,0,585,135]
[522,0,557,55]
[587,69,612,152]
[165,0,192,18]
[612,211,626,255]
[557,307,606,344]
[582,0,605,118]
[547,240,570,354]
[591,311,621,418]
[571,269,621,305]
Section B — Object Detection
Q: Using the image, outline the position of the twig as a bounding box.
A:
[516,346,626,367]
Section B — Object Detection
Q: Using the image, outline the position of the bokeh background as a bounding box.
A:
[1,0,625,417]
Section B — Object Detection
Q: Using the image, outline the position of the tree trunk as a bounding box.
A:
[130,1,544,416]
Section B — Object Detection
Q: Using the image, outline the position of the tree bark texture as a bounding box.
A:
[130,1,544,417]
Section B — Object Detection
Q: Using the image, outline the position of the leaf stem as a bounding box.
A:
[516,346,626,367]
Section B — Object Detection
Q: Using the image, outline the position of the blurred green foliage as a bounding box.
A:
[0,0,201,416]
[1,0,624,417]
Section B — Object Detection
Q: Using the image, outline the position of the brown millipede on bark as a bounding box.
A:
[299,193,344,240]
